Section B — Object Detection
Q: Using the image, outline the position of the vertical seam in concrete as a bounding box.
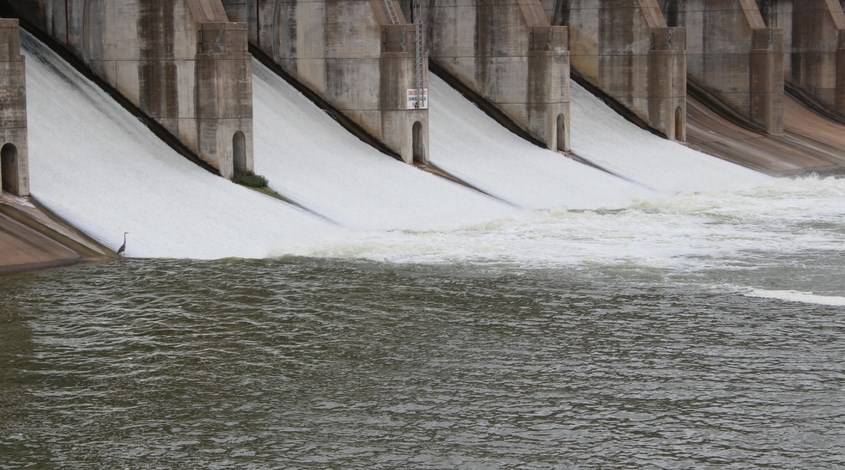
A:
[81,0,90,62]
[255,0,260,48]
[64,0,69,45]
[272,0,280,61]
[475,2,487,93]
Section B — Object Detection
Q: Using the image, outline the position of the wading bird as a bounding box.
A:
[117,232,128,257]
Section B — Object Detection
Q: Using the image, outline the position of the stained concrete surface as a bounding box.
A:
[0,194,113,274]
[0,211,80,273]
[686,93,845,176]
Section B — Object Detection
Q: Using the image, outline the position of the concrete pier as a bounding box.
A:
[762,0,845,120]
[543,0,687,141]
[417,0,571,152]
[222,0,428,165]
[667,0,784,135]
[0,19,28,196]
[4,0,254,178]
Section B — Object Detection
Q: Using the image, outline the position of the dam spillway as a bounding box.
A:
[251,59,514,231]
[1,0,845,265]
[0,18,28,197]
[3,4,845,467]
[2,0,255,179]
[20,21,770,262]
[22,31,334,259]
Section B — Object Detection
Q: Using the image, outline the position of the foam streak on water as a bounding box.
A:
[742,288,845,306]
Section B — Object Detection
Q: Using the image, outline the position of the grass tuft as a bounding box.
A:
[233,170,269,188]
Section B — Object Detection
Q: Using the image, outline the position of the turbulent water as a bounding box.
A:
[2,176,844,468]
[9,21,845,469]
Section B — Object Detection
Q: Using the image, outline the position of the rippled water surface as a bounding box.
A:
[1,254,844,468]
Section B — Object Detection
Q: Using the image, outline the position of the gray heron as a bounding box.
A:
[117,232,128,257]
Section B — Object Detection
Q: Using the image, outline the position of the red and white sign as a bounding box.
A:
[407,89,429,110]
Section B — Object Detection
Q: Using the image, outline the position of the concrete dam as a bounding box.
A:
[0,0,844,268]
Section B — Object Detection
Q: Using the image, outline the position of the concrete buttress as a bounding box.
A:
[543,0,687,141]
[4,0,254,178]
[416,0,571,152]
[0,19,29,196]
[667,0,784,135]
[762,0,845,120]
[221,0,429,165]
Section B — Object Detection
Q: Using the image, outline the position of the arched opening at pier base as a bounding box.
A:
[556,114,567,151]
[674,107,683,141]
[1,143,18,194]
[233,131,247,173]
[412,121,426,165]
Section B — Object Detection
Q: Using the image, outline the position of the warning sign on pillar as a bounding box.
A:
[407,89,429,110]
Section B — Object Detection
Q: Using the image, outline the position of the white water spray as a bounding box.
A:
[24,29,833,279]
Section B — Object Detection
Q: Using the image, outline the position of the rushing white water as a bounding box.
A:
[252,62,516,230]
[568,82,772,192]
[24,31,834,276]
[12,30,843,470]
[23,33,337,259]
[427,75,653,209]
[306,176,845,274]
[428,76,770,199]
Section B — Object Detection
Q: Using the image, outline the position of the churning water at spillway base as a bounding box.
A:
[24,27,773,260]
[7,29,845,469]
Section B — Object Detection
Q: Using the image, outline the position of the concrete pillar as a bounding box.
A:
[542,0,687,141]
[194,21,255,176]
[0,19,29,196]
[5,0,253,179]
[222,0,429,165]
[668,0,784,135]
[790,0,845,119]
[764,0,845,120]
[419,0,571,152]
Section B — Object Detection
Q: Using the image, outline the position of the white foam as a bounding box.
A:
[569,82,772,193]
[301,177,845,270]
[23,32,339,259]
[251,62,516,231]
[23,28,838,275]
[743,288,845,306]
[427,75,654,209]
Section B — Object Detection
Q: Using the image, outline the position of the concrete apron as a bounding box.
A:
[0,193,115,275]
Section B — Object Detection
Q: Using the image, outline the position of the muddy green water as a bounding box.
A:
[1,256,843,468]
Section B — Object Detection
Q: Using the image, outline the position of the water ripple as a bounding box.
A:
[0,258,843,468]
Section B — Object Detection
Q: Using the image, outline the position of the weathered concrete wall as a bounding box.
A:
[6,0,253,178]
[222,0,429,164]
[762,0,845,119]
[0,19,29,196]
[543,0,687,141]
[418,0,570,152]
[668,0,784,134]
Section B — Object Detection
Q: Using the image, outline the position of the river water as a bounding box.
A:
[1,177,844,468]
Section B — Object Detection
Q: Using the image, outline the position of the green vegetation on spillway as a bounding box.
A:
[233,170,269,188]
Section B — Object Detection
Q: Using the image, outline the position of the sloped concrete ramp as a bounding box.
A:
[0,195,113,274]
[686,94,845,176]
[783,95,845,168]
